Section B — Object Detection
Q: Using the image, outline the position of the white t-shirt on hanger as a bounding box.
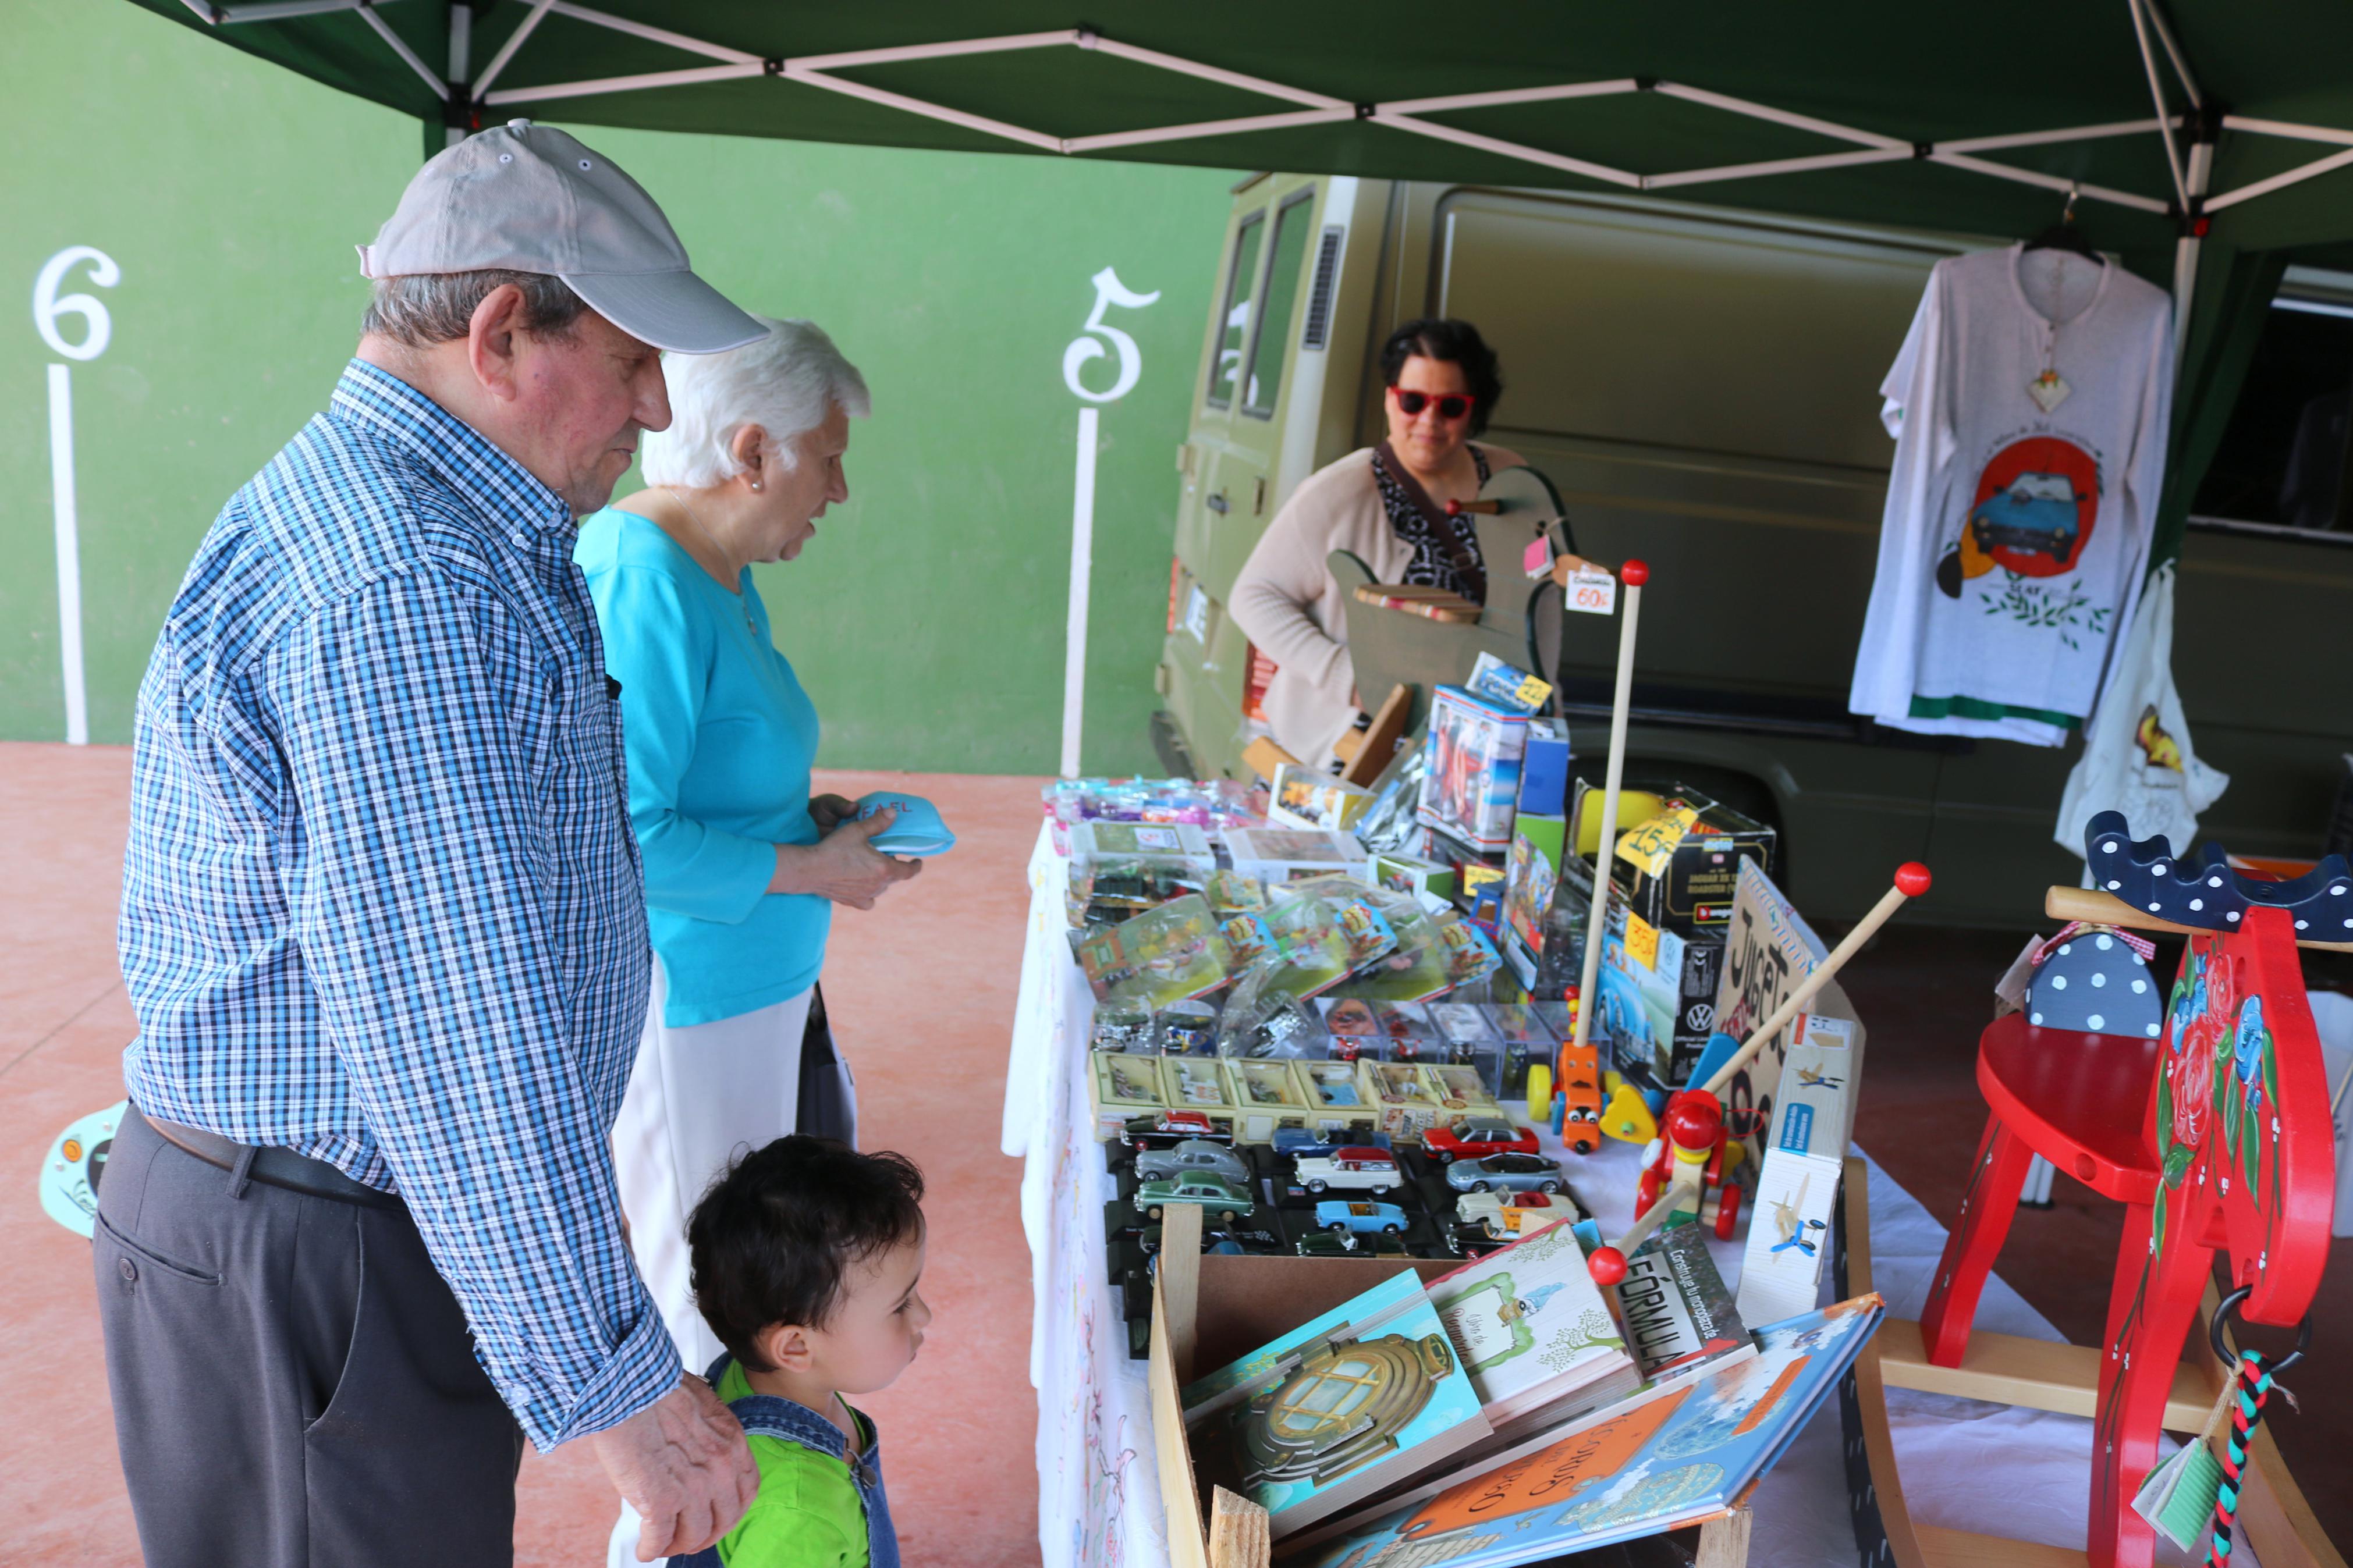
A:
[1850,244,2174,744]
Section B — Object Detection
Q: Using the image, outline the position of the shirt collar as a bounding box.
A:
[328,358,573,541]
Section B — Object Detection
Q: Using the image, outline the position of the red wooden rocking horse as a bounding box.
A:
[1912,812,2339,1568]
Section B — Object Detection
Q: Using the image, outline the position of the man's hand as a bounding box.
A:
[589,1374,760,1562]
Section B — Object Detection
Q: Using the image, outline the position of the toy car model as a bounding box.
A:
[1445,1152,1566,1194]
[1270,1127,1393,1158]
[1456,1187,1571,1238]
[1289,1146,1400,1194]
[1315,1199,1408,1235]
[1138,1223,1282,1258]
[1119,1110,1231,1150]
[1293,1230,1414,1259]
[1133,1173,1254,1223]
[1134,1138,1251,1185]
[1422,1115,1541,1164]
[1557,1043,1605,1154]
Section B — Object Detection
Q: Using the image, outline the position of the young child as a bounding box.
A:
[668,1136,930,1568]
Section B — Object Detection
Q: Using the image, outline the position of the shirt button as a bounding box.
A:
[118,1257,137,1283]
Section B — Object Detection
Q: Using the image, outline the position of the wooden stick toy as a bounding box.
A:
[1567,560,1648,1082]
[1588,860,1930,1285]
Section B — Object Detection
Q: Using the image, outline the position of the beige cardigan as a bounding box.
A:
[1228,444,1522,769]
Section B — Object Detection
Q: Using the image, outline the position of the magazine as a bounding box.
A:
[1181,1270,1493,1539]
[1287,1296,1887,1566]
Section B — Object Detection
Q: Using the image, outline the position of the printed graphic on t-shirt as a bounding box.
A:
[1933,431,2113,652]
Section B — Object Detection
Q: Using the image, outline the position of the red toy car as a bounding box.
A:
[1422,1115,1541,1164]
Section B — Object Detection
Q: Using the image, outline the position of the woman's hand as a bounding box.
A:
[808,793,858,833]
[768,808,923,909]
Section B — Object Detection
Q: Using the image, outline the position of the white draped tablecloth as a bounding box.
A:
[1001,824,2159,1568]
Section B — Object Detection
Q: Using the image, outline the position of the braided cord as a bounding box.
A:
[2203,1351,2274,1567]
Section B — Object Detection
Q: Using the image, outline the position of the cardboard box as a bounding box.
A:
[1516,719,1573,817]
[1368,850,1456,905]
[1415,685,1531,852]
[1577,781,1775,936]
[1267,762,1376,834]
[1712,858,1865,1171]
[1497,815,1568,989]
[1598,906,1727,1087]
[1222,826,1371,885]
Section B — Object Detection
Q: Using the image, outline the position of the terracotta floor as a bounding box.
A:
[4,744,2347,1563]
[0,744,1044,1568]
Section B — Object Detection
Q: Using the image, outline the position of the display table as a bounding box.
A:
[1001,825,2139,1568]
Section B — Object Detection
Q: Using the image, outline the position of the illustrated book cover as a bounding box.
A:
[1619,1222,1754,1388]
[1287,1295,1887,1566]
[1426,1219,1641,1435]
[1181,1270,1493,1539]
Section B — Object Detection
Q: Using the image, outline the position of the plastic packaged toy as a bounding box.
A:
[1073,895,1231,1010]
[1222,826,1372,885]
[1204,869,1270,918]
[1066,819,1217,922]
[1416,684,1534,852]
[1155,998,1220,1057]
[1089,1001,1156,1054]
[1432,911,1504,988]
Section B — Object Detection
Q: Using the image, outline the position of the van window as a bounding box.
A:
[2189,266,2353,542]
[1208,212,1266,408]
[1243,192,1316,418]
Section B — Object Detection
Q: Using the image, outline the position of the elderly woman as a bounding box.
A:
[1229,318,1521,769]
[576,316,919,1384]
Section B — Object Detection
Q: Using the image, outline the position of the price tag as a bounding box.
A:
[1563,564,1617,617]
[1625,911,1661,972]
[1522,534,1556,580]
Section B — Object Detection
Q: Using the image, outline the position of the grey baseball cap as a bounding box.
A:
[358,119,764,354]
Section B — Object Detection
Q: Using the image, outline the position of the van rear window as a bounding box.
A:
[1208,211,1266,408]
[1243,193,1315,418]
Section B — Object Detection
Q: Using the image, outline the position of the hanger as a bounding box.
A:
[2022,186,2106,265]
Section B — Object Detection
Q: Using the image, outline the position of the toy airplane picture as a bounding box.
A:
[1767,1173,1827,1258]
[1734,1148,1843,1325]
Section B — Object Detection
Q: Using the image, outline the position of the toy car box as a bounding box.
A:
[1266,762,1377,834]
[1415,685,1532,852]
[1498,812,1568,989]
[1220,826,1372,885]
[1580,780,1776,937]
[1598,902,1727,1087]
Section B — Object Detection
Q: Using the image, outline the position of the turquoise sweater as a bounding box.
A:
[576,508,829,1027]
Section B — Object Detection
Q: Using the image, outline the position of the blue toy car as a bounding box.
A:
[1315,1199,1408,1236]
[1967,471,2085,561]
[1271,1128,1393,1158]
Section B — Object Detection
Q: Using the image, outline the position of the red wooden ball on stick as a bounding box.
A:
[1445,499,1464,515]
[1588,1246,1628,1286]
[1620,558,1650,587]
[1894,862,1933,898]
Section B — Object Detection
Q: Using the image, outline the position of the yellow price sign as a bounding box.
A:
[1625,910,1662,972]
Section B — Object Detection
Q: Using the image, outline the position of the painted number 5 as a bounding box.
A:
[34,247,120,362]
[1062,266,1160,403]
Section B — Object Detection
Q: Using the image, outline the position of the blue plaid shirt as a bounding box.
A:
[119,359,675,1449]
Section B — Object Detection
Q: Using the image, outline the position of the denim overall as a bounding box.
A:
[668,1356,899,1568]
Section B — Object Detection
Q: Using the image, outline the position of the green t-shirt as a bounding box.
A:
[714,1361,873,1568]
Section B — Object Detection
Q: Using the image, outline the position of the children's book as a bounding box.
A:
[1618,1222,1754,1388]
[1426,1219,1642,1435]
[1287,1295,1887,1565]
[1181,1270,1493,1539]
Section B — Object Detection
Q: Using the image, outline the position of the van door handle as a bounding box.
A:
[1206,492,1230,515]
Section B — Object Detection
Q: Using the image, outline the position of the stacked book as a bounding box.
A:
[1351,583,1485,623]
[1177,1217,1884,1564]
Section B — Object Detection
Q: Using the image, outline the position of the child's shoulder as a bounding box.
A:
[720,1435,865,1568]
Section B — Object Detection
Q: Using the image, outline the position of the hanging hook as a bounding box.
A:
[2063,184,2081,225]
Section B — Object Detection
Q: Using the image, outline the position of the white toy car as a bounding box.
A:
[1456,1187,1571,1239]
[1289,1145,1400,1195]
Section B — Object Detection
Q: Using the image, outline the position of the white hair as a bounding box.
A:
[640,315,870,489]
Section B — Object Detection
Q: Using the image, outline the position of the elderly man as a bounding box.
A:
[103,120,761,1567]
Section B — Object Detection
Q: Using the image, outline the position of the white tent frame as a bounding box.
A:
[178,0,2353,349]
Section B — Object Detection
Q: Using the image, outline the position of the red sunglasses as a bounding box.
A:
[1391,387,1477,421]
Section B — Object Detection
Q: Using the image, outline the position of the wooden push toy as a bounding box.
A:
[1588,860,1931,1285]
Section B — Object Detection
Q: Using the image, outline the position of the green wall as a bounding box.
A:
[2,1,1237,774]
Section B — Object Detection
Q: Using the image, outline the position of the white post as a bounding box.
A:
[1570,561,1647,1064]
[48,363,88,746]
[1060,406,1099,778]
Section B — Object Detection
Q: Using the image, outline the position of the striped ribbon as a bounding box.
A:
[2032,920,2158,968]
[2203,1350,2274,1568]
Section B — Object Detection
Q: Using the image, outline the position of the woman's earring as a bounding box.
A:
[750,481,762,491]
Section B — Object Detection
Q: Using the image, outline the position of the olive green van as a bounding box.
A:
[1153,175,2353,926]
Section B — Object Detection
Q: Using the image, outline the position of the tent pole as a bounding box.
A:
[471,0,552,98]
[2203,144,2353,212]
[2126,0,2189,211]
[443,1,469,149]
[2172,137,2213,376]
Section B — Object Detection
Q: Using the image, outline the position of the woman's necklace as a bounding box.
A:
[661,486,755,632]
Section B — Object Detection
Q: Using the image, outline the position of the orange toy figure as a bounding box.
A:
[1556,1041,1605,1153]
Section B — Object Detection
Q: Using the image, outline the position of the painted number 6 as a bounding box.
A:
[1062,266,1160,403]
[34,247,120,362]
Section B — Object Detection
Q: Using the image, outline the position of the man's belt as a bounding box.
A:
[134,1105,403,1210]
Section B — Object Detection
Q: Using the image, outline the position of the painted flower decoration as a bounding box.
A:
[2169,1023,2210,1150]
[2233,997,2266,1119]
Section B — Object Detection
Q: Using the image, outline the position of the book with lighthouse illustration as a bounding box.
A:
[1287,1295,1885,1568]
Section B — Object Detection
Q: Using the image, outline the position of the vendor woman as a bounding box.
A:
[1229,318,1520,769]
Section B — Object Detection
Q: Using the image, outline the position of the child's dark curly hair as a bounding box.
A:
[687,1136,926,1373]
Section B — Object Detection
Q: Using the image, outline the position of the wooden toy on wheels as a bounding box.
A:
[1860,811,2341,1568]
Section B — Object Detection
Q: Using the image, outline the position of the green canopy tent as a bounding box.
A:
[130,0,2353,569]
